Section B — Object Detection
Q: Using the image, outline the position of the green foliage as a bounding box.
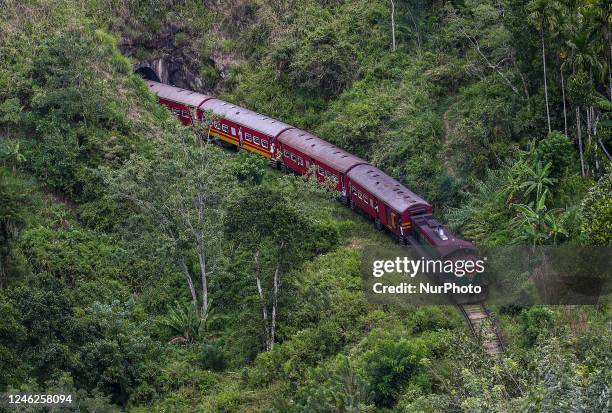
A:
[447,168,515,244]
[0,168,31,285]
[158,301,212,344]
[18,227,122,284]
[537,132,576,178]
[363,336,430,407]
[520,306,556,346]
[537,339,583,413]
[580,174,612,245]
[200,342,226,372]
[231,150,268,184]
[0,24,143,200]
[0,292,27,390]
[77,300,160,405]
[285,355,374,413]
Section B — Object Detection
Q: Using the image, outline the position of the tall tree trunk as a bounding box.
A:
[0,253,5,289]
[254,250,270,351]
[560,67,568,137]
[194,192,208,315]
[576,107,585,177]
[180,257,198,305]
[270,263,280,351]
[390,0,396,51]
[541,26,551,134]
[586,107,592,146]
[197,245,208,315]
[608,45,612,100]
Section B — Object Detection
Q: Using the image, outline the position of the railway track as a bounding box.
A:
[404,238,504,355]
[458,303,504,355]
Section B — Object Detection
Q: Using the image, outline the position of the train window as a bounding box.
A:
[298,157,303,165]
[213,121,221,129]
[357,191,363,199]
[253,137,260,145]
[283,150,289,157]
[245,133,252,142]
[291,154,297,161]
[363,194,369,203]
[231,127,236,136]
[222,124,228,133]
[261,140,268,149]
[318,166,324,175]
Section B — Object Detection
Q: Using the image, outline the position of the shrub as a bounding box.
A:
[201,342,226,372]
[363,338,429,407]
[537,131,576,178]
[520,306,556,346]
[580,174,612,245]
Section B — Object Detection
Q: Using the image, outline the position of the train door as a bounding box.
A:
[387,209,399,233]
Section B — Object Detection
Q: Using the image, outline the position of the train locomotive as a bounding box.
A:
[146,80,486,303]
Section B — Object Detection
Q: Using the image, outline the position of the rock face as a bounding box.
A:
[133,57,205,91]
[122,20,214,92]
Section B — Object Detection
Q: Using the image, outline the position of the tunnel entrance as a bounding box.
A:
[135,66,160,82]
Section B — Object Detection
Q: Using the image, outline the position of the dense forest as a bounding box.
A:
[0,0,610,411]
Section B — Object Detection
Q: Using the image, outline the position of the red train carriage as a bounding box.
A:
[200,99,293,159]
[147,81,214,125]
[277,129,367,199]
[347,165,432,243]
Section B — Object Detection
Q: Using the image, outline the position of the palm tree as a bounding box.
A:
[565,29,604,79]
[564,27,604,176]
[528,0,563,134]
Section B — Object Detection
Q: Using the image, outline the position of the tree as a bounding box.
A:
[225,188,309,351]
[528,0,563,134]
[580,173,612,245]
[390,0,396,52]
[102,129,235,318]
[536,131,576,178]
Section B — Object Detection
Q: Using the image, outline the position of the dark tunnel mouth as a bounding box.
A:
[135,66,160,82]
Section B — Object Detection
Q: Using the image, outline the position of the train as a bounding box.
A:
[146,80,485,302]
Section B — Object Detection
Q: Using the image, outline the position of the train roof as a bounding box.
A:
[146,81,214,107]
[277,129,367,173]
[347,164,430,213]
[201,99,294,138]
[411,214,476,256]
